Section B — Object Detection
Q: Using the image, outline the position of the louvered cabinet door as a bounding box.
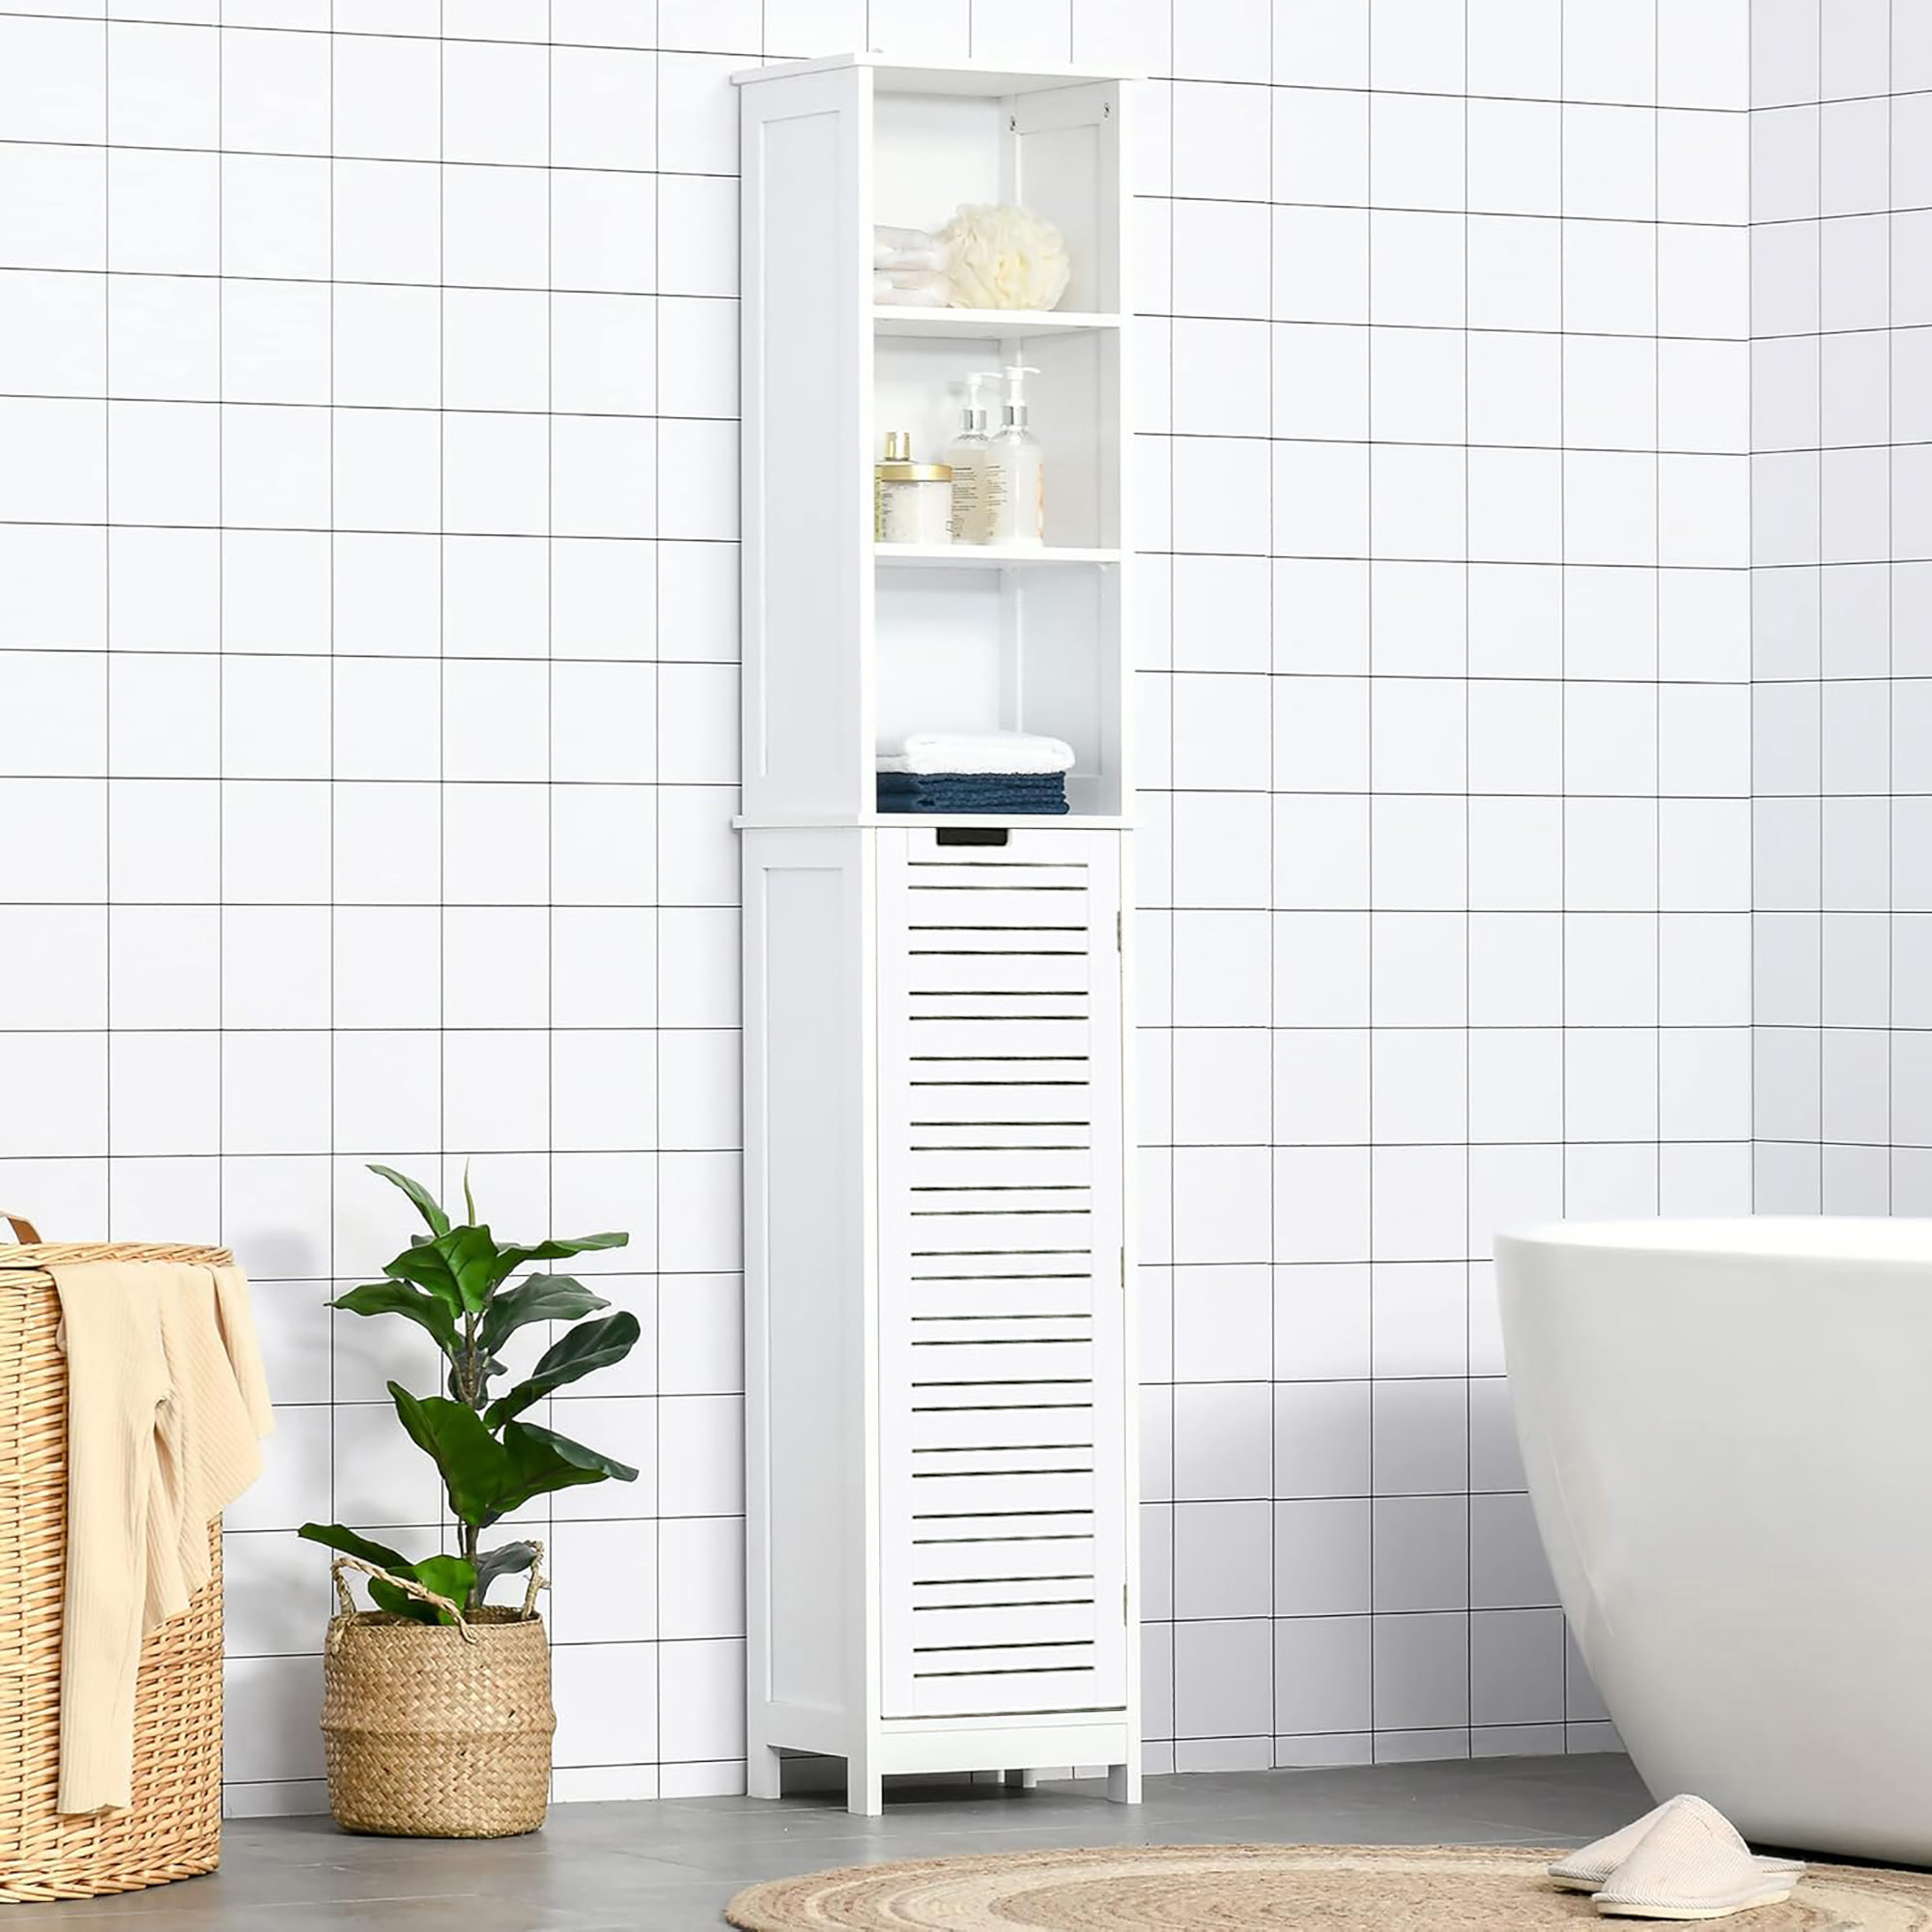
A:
[876,827,1128,1721]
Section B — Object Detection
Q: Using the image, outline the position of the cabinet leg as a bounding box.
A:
[849,1759,884,1817]
[748,1744,783,1800]
[1005,1769,1038,1791]
[1106,1760,1142,1805]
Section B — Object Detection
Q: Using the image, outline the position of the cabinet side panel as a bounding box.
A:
[741,72,868,816]
[1012,83,1119,312]
[751,851,865,1720]
[1008,565,1108,809]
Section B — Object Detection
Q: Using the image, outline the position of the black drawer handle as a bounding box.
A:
[935,826,1009,848]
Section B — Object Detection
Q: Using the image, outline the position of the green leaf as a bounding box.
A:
[485,1312,641,1428]
[412,1553,478,1624]
[462,1159,477,1228]
[387,1381,512,1526]
[478,1273,610,1356]
[384,1224,511,1318]
[440,1229,630,1322]
[501,1230,628,1268]
[388,1225,629,1330]
[367,1575,439,1623]
[487,1234,628,1304]
[298,1523,441,1624]
[382,1241,465,1318]
[495,1236,630,1283]
[492,1419,637,1519]
[439,1224,510,1316]
[298,1522,418,1578]
[475,1541,541,1603]
[367,1163,449,1237]
[331,1279,461,1358]
[519,1421,639,1486]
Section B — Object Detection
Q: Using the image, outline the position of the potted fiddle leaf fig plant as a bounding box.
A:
[299,1163,638,1838]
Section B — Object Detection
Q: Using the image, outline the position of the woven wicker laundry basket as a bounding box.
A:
[0,1217,228,1904]
[322,1552,554,1839]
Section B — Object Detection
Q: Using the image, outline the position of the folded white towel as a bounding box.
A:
[877,731,1076,777]
[873,269,950,306]
[874,225,947,270]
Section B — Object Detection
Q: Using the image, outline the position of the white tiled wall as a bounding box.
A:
[1750,0,1932,1213]
[1133,0,1753,1772]
[0,0,1761,1806]
[0,0,745,1814]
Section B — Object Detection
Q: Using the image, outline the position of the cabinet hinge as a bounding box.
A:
[1115,908,1122,952]
[1119,1246,1125,1291]
[1122,1584,1129,1625]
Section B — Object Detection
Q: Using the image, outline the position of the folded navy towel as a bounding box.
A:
[878,793,1069,813]
[876,770,1069,814]
[876,772,1064,797]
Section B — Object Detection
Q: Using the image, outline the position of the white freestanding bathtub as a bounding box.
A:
[1497,1218,1932,1864]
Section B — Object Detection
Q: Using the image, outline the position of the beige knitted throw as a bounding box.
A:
[49,1263,273,1814]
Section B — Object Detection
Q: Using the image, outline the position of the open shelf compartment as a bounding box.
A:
[873,327,1121,551]
[874,553,1124,818]
[868,60,1126,819]
[737,51,1132,825]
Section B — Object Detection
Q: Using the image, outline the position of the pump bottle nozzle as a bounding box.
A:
[980,364,1041,426]
[956,372,991,434]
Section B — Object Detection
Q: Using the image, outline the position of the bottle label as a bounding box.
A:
[950,467,981,542]
[981,466,1009,541]
[956,460,1006,544]
[879,478,947,544]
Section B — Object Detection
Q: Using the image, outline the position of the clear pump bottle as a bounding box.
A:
[984,363,1043,545]
[947,373,997,544]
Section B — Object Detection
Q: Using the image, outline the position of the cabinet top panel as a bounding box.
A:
[731,52,1137,96]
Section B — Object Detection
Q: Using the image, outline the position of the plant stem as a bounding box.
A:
[461,1519,481,1611]
[457,1311,484,1609]
[458,1311,480,1407]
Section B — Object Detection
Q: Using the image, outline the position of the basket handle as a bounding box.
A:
[329,1555,477,1645]
[327,1543,550,1636]
[0,1212,43,1244]
[517,1540,548,1618]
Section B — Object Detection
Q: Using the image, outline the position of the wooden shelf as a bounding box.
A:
[874,544,1122,568]
[871,307,1122,339]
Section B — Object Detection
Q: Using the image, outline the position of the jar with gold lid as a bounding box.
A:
[874,431,953,544]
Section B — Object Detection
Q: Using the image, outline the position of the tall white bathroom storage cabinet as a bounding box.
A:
[733,54,1139,1815]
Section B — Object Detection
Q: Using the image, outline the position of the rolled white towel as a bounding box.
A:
[877,730,1076,777]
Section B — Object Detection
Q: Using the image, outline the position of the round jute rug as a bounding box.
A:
[724,1843,1932,1930]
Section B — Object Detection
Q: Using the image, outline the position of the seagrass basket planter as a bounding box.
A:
[0,1218,227,1904]
[321,1552,554,1839]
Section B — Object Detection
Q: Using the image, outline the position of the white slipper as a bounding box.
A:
[1548,1795,1804,1897]
[1591,1796,1805,1920]
[1549,1798,1681,1892]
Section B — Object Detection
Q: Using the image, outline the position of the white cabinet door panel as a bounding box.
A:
[877,827,1127,1721]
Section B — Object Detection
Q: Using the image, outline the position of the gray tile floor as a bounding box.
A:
[15,1755,1653,1931]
